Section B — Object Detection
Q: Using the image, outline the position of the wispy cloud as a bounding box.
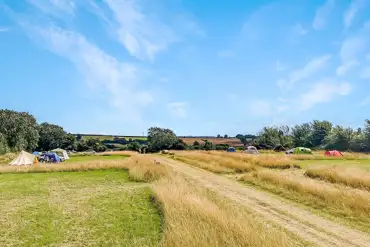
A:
[217,50,235,58]
[360,66,370,78]
[167,102,188,118]
[275,60,286,71]
[344,0,365,30]
[312,0,335,30]
[0,27,9,32]
[336,60,359,76]
[249,100,271,117]
[102,0,176,62]
[298,79,351,111]
[292,23,307,35]
[278,55,331,90]
[27,0,75,17]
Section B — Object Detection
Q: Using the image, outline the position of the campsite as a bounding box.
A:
[1,116,370,247]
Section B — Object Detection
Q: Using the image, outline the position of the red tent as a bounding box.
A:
[324,150,343,157]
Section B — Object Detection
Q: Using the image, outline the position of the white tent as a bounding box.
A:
[9,151,36,166]
[51,148,70,160]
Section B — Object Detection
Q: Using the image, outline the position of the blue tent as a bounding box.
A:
[43,152,61,163]
[32,151,39,156]
[227,147,236,152]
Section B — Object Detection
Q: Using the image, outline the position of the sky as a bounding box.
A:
[1,0,370,136]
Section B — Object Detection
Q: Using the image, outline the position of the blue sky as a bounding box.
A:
[1,0,370,136]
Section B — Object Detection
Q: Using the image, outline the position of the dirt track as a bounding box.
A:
[155,156,370,247]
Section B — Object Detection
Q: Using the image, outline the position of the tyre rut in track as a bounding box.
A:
[154,156,370,247]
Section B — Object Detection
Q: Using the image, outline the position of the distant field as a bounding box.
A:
[66,154,129,163]
[81,135,147,141]
[180,137,244,147]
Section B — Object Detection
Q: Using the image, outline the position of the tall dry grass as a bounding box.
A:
[0,155,167,183]
[239,170,370,228]
[153,174,295,247]
[305,166,370,190]
[172,151,299,171]
[172,151,255,173]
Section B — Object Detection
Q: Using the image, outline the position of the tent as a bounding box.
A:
[325,150,343,157]
[245,146,259,154]
[286,147,313,155]
[41,152,61,163]
[32,151,39,156]
[227,147,236,152]
[51,148,70,160]
[293,147,312,154]
[9,151,37,166]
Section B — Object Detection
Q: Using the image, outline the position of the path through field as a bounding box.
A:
[154,156,370,247]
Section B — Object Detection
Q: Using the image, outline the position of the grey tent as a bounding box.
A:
[51,148,70,160]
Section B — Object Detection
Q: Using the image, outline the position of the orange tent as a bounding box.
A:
[324,150,343,157]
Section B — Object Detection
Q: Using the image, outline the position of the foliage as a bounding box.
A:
[0,110,39,152]
[147,127,178,152]
[310,120,332,147]
[0,133,9,155]
[324,126,356,151]
[38,123,66,151]
[291,123,312,147]
[61,134,77,151]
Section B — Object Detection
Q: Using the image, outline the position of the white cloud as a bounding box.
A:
[167,102,187,118]
[25,24,153,123]
[103,0,176,62]
[336,60,359,76]
[313,0,335,30]
[217,50,235,58]
[27,0,75,17]
[344,0,365,30]
[292,23,307,35]
[249,100,271,117]
[281,55,331,89]
[298,80,351,111]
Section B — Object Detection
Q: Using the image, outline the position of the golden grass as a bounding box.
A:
[153,174,295,247]
[239,170,370,230]
[171,151,299,171]
[305,166,370,190]
[0,156,167,183]
[172,151,255,173]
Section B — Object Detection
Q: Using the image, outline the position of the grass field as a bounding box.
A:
[0,170,161,247]
[168,151,370,233]
[65,154,130,163]
[81,135,147,141]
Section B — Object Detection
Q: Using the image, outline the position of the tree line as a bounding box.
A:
[238,120,370,152]
[0,110,107,154]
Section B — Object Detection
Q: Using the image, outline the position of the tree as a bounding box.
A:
[217,134,221,138]
[128,141,141,151]
[310,120,332,147]
[0,133,9,155]
[193,141,200,150]
[76,134,82,141]
[0,110,39,152]
[147,127,178,152]
[291,123,312,147]
[224,134,228,138]
[203,140,214,150]
[38,123,66,151]
[61,134,77,150]
[172,139,186,150]
[324,126,355,151]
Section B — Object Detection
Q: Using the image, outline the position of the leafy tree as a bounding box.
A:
[224,134,228,138]
[128,141,141,151]
[172,139,186,150]
[0,133,9,155]
[61,134,77,150]
[193,141,200,150]
[291,123,312,147]
[0,110,39,152]
[254,127,281,149]
[147,127,178,152]
[310,120,332,147]
[217,134,221,138]
[203,140,214,150]
[38,123,66,151]
[324,126,355,151]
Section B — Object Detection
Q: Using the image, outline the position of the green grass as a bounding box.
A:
[66,154,129,163]
[0,170,162,247]
[296,159,370,170]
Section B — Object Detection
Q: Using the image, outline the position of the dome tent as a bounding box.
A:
[245,146,259,154]
[227,147,236,152]
[51,148,70,160]
[9,151,37,166]
[325,150,343,157]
